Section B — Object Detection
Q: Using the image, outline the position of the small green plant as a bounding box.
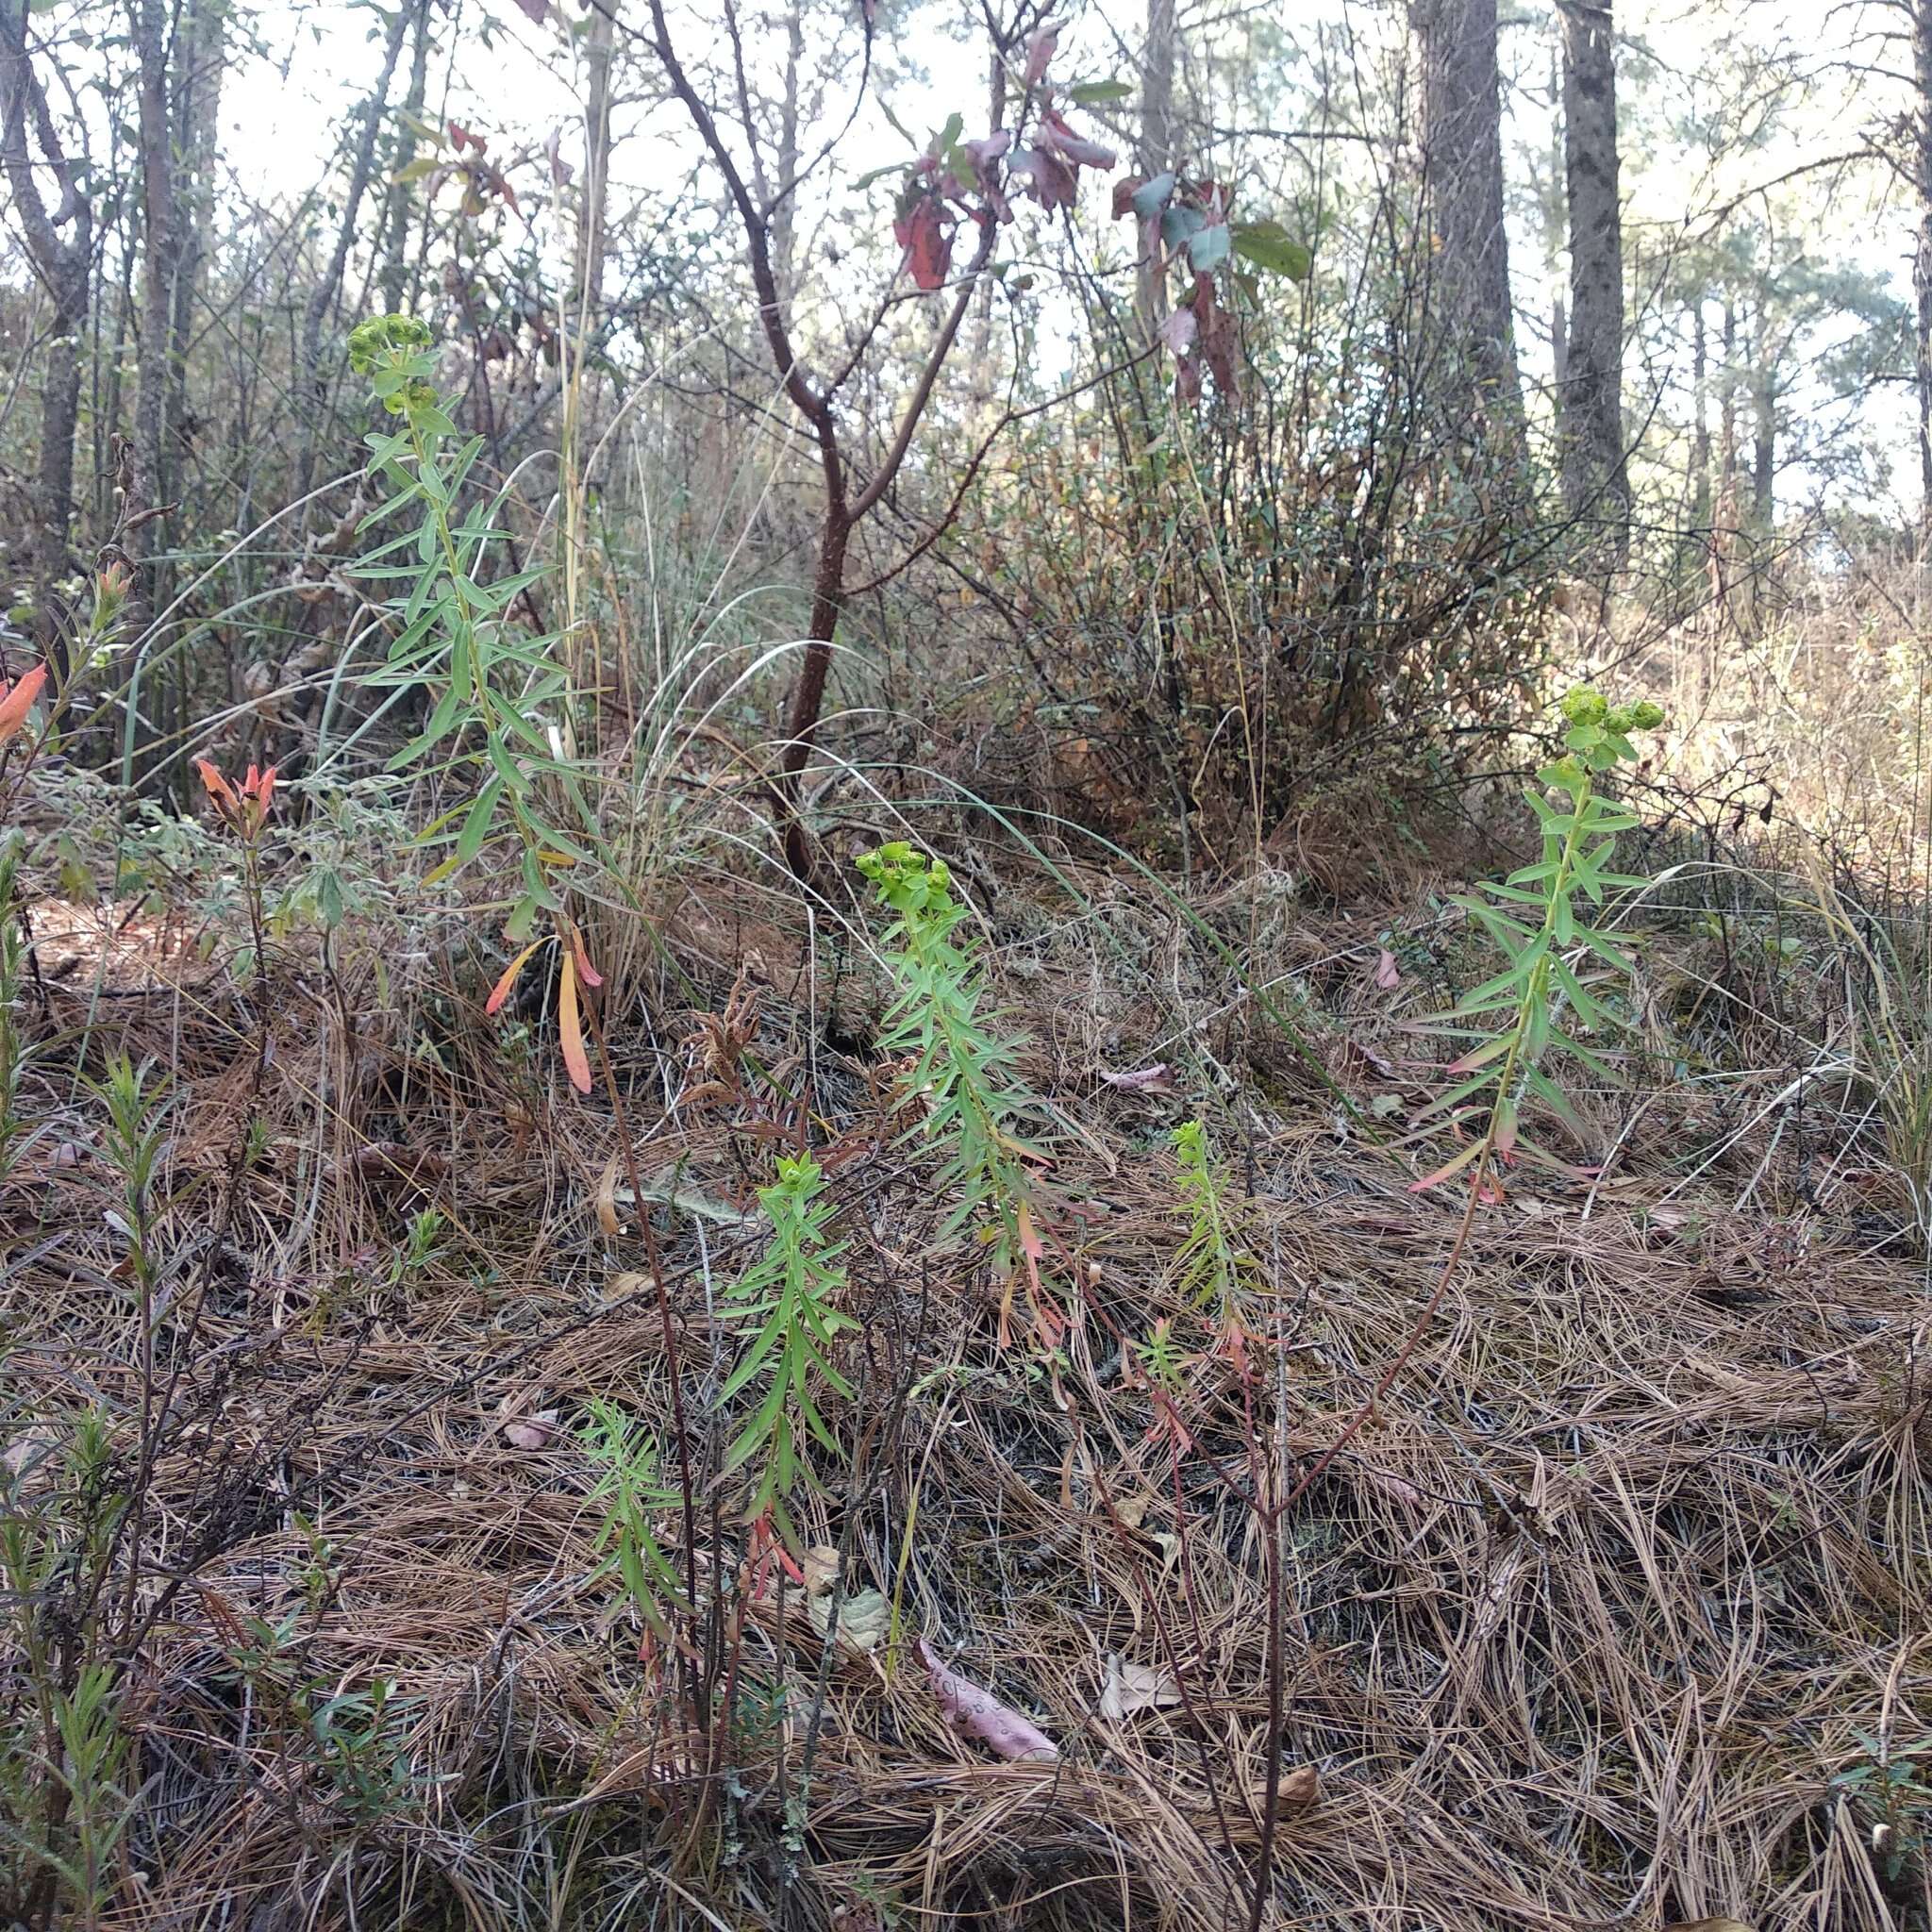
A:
[856,842,1055,1344]
[347,313,603,1091]
[579,1397,684,1638]
[1412,689,1665,1191]
[0,1408,131,1924]
[0,843,33,1192]
[1171,1118,1257,1328]
[1832,1733,1932,1884]
[719,1151,855,1545]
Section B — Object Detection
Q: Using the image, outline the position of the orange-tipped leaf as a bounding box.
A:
[0,663,50,743]
[558,950,592,1093]
[485,940,543,1016]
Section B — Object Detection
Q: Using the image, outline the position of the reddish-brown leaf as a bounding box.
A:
[558,951,592,1093]
[893,197,954,291]
[1023,23,1058,86]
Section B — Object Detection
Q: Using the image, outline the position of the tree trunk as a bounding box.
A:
[1557,0,1628,562]
[129,0,181,631]
[168,0,226,482]
[379,0,433,312]
[1914,0,1932,560]
[1750,371,1775,533]
[1690,299,1710,530]
[1414,0,1523,445]
[577,0,616,317]
[1,0,92,658]
[295,5,411,499]
[1137,0,1176,343]
[768,2,802,297]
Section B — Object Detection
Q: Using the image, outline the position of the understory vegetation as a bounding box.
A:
[3,0,1932,1928]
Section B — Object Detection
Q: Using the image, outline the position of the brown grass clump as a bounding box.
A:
[3,851,1929,1932]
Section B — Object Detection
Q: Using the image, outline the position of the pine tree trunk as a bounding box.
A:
[1914,0,1932,561]
[167,0,225,486]
[1557,0,1628,563]
[129,0,180,632]
[1414,0,1523,446]
[1690,300,1710,530]
[2,0,92,657]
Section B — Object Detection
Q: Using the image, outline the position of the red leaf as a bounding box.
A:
[1111,174,1147,220]
[448,121,482,154]
[1023,24,1058,86]
[1039,109,1114,171]
[893,197,954,291]
[1159,308,1196,355]
[1008,145,1076,210]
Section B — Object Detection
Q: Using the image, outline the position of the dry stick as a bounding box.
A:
[581,991,707,1753]
[1241,1156,1490,1932]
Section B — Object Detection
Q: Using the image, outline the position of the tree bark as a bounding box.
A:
[1914,0,1932,560]
[577,0,616,317]
[1137,0,1176,342]
[1690,299,1710,530]
[295,4,410,499]
[1750,370,1775,533]
[1,0,92,658]
[168,0,226,480]
[1414,0,1523,442]
[379,0,433,312]
[129,0,181,630]
[1557,0,1627,562]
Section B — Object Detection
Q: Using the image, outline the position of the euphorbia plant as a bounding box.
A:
[1410,688,1665,1195]
[346,312,602,1091]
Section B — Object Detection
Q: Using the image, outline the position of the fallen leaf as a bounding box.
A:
[801,1544,841,1596]
[1374,948,1401,990]
[919,1639,1058,1761]
[809,1587,890,1654]
[596,1149,624,1236]
[1663,1923,1754,1932]
[503,1410,557,1451]
[1097,1656,1183,1720]
[1100,1062,1174,1092]
[1272,1764,1320,1808]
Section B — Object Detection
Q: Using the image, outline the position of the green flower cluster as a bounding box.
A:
[1556,686,1666,773]
[856,841,957,924]
[346,313,438,417]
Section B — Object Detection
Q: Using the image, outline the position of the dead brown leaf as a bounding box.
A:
[1097,1656,1183,1720]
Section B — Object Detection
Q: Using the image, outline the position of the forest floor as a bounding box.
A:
[6,828,1930,1932]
